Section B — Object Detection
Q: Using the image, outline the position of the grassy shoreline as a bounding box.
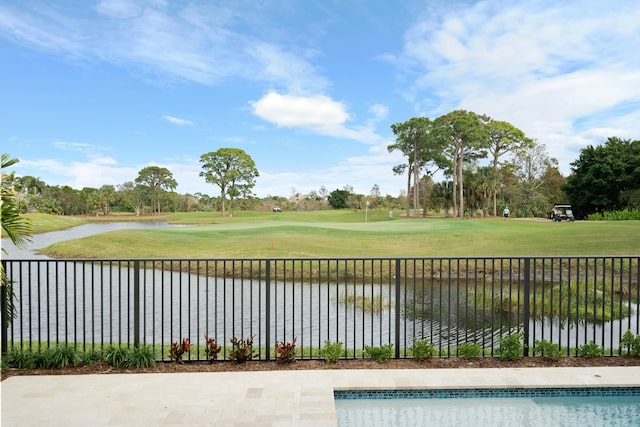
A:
[8,211,640,258]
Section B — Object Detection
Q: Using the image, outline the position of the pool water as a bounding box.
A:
[334,387,640,427]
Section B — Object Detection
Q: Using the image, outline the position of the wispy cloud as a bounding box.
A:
[396,1,640,172]
[162,115,193,126]
[0,1,327,92]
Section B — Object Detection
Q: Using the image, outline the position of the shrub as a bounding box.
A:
[533,339,562,361]
[458,342,482,359]
[411,338,436,360]
[364,343,394,362]
[79,350,103,366]
[620,330,640,357]
[103,345,129,368]
[578,341,604,357]
[32,348,52,369]
[275,337,297,364]
[128,345,156,369]
[319,340,343,364]
[169,338,192,364]
[204,334,223,363]
[49,344,80,368]
[229,336,256,363]
[6,347,34,369]
[497,332,524,361]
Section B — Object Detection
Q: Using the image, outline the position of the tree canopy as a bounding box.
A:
[200,148,259,217]
[432,110,489,218]
[328,189,349,209]
[135,166,177,215]
[563,137,640,217]
[389,117,446,217]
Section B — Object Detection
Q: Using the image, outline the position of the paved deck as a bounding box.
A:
[2,367,640,426]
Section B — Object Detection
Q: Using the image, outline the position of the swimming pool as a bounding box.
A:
[334,387,640,427]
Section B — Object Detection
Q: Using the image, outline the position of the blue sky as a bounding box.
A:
[2,0,639,198]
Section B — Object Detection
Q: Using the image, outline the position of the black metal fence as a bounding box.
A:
[2,256,639,361]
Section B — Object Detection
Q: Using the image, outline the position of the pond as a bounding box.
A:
[3,224,638,357]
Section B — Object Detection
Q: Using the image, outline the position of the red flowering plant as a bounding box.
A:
[229,335,256,363]
[204,334,222,363]
[275,337,297,364]
[169,338,192,364]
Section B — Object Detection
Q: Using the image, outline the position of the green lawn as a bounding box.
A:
[30,210,640,258]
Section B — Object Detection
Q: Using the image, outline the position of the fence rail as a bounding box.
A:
[2,256,639,361]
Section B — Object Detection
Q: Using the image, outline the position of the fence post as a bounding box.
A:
[1,260,8,356]
[265,260,271,361]
[523,258,531,356]
[395,259,401,359]
[133,260,140,348]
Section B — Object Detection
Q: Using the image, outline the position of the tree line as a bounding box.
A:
[2,128,638,219]
[389,110,639,219]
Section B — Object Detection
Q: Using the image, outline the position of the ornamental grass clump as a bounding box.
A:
[128,345,156,369]
[169,338,192,364]
[275,337,297,364]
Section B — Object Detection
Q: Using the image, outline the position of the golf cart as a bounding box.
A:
[550,204,575,222]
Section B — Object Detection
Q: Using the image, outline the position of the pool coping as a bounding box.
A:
[2,367,640,426]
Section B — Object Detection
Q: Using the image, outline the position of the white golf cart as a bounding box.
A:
[550,204,575,222]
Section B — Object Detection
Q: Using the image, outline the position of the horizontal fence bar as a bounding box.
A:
[2,256,639,361]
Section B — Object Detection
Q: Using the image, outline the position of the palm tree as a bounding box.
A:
[2,153,33,321]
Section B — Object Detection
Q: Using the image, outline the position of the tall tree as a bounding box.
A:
[93,185,116,216]
[15,175,45,212]
[431,181,454,217]
[117,181,145,216]
[135,166,177,215]
[389,117,445,217]
[486,120,533,216]
[540,157,566,206]
[328,189,349,209]
[563,137,640,217]
[433,110,489,218]
[511,142,550,217]
[199,148,259,217]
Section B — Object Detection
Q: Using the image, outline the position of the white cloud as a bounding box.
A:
[367,104,389,126]
[398,0,640,174]
[0,2,327,92]
[20,157,137,189]
[162,115,193,126]
[250,92,349,128]
[250,92,384,144]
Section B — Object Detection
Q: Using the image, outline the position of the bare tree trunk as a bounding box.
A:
[452,157,458,218]
[458,156,464,218]
[413,147,419,217]
[406,167,411,218]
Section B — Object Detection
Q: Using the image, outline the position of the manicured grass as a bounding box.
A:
[35,211,640,258]
[2,212,87,237]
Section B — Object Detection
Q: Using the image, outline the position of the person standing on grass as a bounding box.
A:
[503,206,510,220]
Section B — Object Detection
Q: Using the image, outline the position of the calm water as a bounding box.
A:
[3,223,638,351]
[335,390,640,427]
